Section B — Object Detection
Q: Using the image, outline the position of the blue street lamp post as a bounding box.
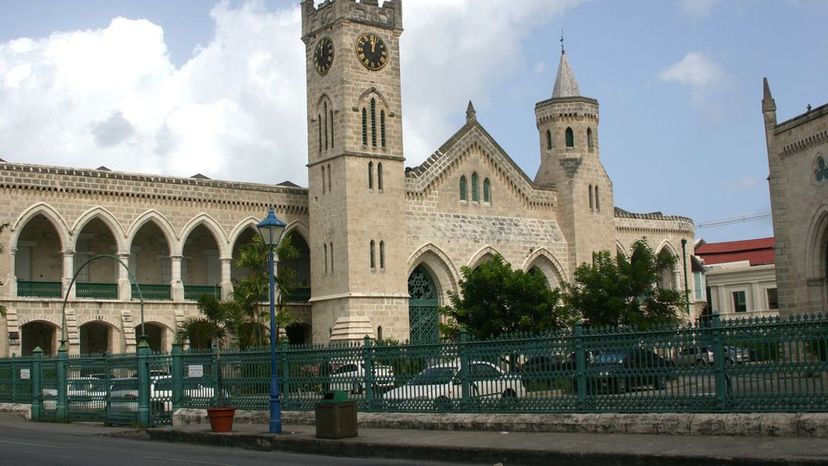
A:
[257,208,287,434]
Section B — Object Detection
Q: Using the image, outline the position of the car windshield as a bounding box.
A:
[593,352,627,364]
[408,366,457,385]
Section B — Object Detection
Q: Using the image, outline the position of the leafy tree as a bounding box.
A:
[561,239,686,329]
[440,255,577,340]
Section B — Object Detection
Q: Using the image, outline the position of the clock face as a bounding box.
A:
[355,32,388,71]
[314,37,334,75]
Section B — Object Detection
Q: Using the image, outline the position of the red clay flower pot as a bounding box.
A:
[206,407,236,433]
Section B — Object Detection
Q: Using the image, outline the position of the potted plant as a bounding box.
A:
[179,294,239,432]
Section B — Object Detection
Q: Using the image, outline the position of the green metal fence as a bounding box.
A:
[183,285,221,301]
[131,284,171,301]
[17,281,62,298]
[11,313,828,427]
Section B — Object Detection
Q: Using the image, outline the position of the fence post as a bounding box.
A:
[363,336,375,409]
[10,355,16,403]
[171,343,183,412]
[136,337,151,428]
[575,324,587,408]
[31,347,42,422]
[56,343,68,422]
[711,315,727,410]
[459,332,470,411]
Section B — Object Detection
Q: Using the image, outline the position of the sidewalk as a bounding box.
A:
[111,421,828,466]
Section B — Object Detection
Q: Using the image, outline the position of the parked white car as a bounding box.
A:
[383,360,526,410]
[107,376,216,415]
[42,376,107,411]
[329,361,395,394]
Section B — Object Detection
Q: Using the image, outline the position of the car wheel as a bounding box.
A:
[350,381,363,395]
[434,396,452,412]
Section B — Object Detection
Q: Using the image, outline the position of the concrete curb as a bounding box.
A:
[111,428,828,466]
[173,409,828,437]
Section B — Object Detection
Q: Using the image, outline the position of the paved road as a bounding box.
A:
[0,414,479,466]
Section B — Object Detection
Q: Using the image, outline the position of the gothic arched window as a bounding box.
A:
[483,178,491,203]
[321,166,326,194]
[460,176,467,201]
[324,102,328,150]
[589,185,594,211]
[595,186,600,211]
[362,108,368,146]
[380,110,386,148]
[587,128,593,152]
[377,162,383,190]
[471,172,479,202]
[330,109,335,148]
[370,98,377,147]
[324,243,328,274]
[368,161,374,189]
[380,241,385,269]
[317,117,322,154]
[565,127,574,148]
[370,240,376,269]
[546,129,552,150]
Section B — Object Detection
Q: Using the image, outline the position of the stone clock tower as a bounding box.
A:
[301,0,408,343]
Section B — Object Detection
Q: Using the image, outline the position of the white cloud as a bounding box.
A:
[0,0,583,185]
[679,0,720,18]
[658,52,723,88]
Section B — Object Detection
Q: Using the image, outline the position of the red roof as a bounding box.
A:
[695,237,775,266]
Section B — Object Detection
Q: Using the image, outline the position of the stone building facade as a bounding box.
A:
[763,78,828,315]
[0,0,696,356]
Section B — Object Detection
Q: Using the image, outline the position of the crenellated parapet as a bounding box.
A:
[301,0,402,41]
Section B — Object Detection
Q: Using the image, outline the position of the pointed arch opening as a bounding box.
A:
[565,127,574,148]
[459,176,468,201]
[22,321,58,356]
[377,162,384,190]
[471,172,479,202]
[231,226,258,285]
[280,231,311,303]
[483,178,491,203]
[15,214,64,298]
[182,224,221,300]
[130,221,172,300]
[546,129,553,150]
[408,265,440,344]
[370,240,376,269]
[587,127,594,151]
[75,218,119,299]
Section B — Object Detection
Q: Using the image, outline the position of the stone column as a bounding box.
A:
[751,283,762,312]
[220,257,233,300]
[171,255,184,301]
[118,252,131,301]
[62,250,75,299]
[8,247,17,298]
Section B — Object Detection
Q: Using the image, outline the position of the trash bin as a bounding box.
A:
[315,390,358,439]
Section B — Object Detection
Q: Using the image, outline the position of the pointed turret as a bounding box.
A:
[552,51,580,98]
[762,77,776,113]
[466,101,477,124]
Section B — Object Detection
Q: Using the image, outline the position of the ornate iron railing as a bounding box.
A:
[8,313,828,427]
[75,283,118,300]
[17,281,61,298]
[183,285,221,301]
[131,284,171,301]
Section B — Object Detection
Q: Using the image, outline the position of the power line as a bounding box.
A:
[697,212,772,229]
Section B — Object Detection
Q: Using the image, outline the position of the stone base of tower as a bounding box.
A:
[310,296,409,345]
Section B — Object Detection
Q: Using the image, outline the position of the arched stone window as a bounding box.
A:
[565,127,574,148]
[317,117,322,154]
[368,161,374,189]
[323,102,328,150]
[321,166,326,194]
[327,164,332,192]
[380,240,385,269]
[377,162,383,190]
[587,128,593,152]
[323,243,328,274]
[546,129,552,150]
[330,109,335,148]
[816,156,828,182]
[471,172,479,202]
[370,240,376,269]
[483,178,491,203]
[329,242,334,274]
[370,98,377,147]
[589,185,594,210]
[362,108,368,146]
[595,185,600,211]
[460,176,467,201]
[380,110,386,148]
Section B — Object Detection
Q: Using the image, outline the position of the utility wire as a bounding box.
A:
[697,212,772,229]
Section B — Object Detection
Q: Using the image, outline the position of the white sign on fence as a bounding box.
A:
[187,365,204,378]
[19,368,30,380]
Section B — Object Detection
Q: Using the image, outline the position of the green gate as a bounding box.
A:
[408,266,439,344]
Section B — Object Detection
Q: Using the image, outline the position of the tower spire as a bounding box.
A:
[762,77,776,113]
[560,30,565,54]
[552,45,580,98]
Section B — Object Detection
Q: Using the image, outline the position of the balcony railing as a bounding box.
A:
[184,285,222,301]
[284,287,311,303]
[131,284,171,301]
[17,281,62,298]
[75,282,118,300]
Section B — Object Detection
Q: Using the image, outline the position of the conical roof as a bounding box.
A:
[552,51,580,98]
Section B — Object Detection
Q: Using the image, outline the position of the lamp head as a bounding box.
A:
[257,208,287,247]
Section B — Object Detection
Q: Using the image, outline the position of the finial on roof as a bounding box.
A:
[552,46,580,98]
[762,77,776,113]
[560,30,565,54]
[466,100,476,123]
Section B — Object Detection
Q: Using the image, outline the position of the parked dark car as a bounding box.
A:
[576,349,673,394]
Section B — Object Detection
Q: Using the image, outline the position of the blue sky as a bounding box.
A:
[0,0,825,243]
